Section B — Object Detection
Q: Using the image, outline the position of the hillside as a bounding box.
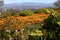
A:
[5,2,53,9]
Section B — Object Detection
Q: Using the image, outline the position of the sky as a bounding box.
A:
[4,0,57,4]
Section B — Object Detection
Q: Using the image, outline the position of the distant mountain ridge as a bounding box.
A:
[5,2,54,10]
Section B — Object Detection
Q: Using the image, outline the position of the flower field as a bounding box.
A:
[0,8,60,40]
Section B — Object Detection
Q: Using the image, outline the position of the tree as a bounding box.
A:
[54,0,60,8]
[42,13,60,40]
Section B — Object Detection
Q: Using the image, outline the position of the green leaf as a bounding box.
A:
[57,21,60,25]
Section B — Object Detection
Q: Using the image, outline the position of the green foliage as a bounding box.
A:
[37,8,48,14]
[57,21,60,26]
[19,10,34,16]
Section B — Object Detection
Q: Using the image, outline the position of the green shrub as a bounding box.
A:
[19,10,34,16]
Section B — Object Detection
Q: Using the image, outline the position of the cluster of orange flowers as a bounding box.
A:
[0,14,50,31]
[16,14,49,24]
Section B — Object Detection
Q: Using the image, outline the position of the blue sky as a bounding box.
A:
[4,0,57,4]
